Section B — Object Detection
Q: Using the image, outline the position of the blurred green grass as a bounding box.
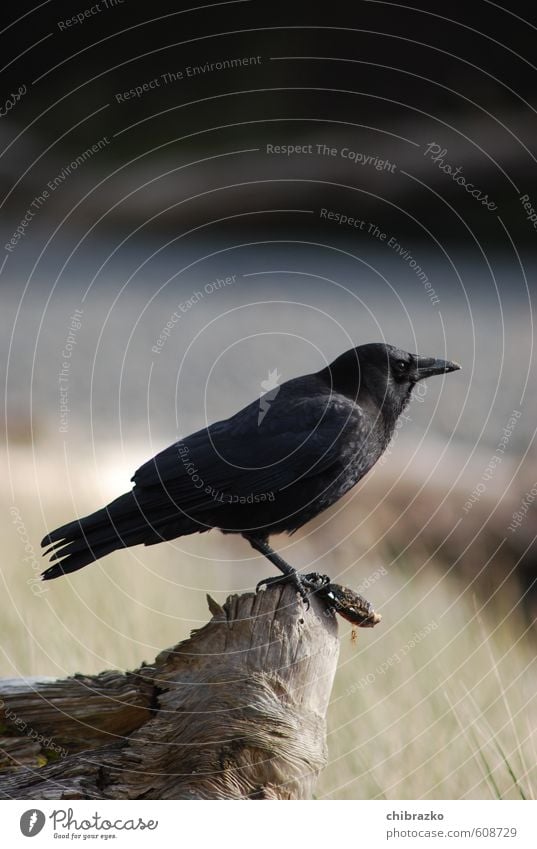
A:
[322,547,536,799]
[2,446,536,800]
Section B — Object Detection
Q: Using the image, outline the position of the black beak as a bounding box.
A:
[415,356,461,380]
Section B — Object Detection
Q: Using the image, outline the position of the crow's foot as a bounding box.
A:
[255,573,308,605]
[256,570,334,609]
[302,572,332,591]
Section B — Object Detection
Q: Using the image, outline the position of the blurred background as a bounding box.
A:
[2,0,537,799]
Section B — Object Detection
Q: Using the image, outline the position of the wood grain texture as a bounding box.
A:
[0,583,341,799]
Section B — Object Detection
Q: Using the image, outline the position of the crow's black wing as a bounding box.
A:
[131,388,362,513]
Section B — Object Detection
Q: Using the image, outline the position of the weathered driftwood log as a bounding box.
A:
[0,580,379,800]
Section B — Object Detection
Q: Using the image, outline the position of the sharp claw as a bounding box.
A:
[256,572,312,608]
[291,575,310,608]
[256,575,286,592]
[303,572,331,591]
[299,587,311,610]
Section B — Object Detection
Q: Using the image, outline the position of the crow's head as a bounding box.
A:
[324,342,460,419]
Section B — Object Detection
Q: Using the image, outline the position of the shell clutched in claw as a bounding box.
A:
[303,573,382,628]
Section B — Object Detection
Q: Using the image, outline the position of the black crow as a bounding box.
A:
[41,343,459,597]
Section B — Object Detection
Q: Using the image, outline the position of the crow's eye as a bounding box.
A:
[395,360,408,371]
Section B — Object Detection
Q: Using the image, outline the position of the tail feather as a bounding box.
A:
[45,518,149,564]
[40,491,152,580]
[42,539,126,580]
[40,488,203,580]
[40,491,140,548]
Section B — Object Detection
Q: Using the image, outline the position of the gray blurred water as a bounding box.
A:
[2,239,535,472]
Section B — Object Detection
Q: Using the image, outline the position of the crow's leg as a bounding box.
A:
[245,535,311,604]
